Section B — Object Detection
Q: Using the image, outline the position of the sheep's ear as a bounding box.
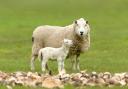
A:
[86,20,89,24]
[74,20,77,24]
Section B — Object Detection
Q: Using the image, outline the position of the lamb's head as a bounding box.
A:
[63,39,73,47]
[74,18,90,38]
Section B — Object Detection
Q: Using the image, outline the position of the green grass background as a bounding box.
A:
[0,0,128,88]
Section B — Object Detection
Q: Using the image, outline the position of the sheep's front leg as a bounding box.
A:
[76,54,80,71]
[31,55,37,71]
[71,55,80,71]
[71,56,76,71]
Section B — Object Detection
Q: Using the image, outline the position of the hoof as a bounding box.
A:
[49,70,52,75]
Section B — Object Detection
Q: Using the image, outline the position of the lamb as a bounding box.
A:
[31,18,90,71]
[38,39,73,75]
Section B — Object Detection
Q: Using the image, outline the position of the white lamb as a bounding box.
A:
[38,39,73,75]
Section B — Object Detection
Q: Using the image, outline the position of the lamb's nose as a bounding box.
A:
[80,32,83,35]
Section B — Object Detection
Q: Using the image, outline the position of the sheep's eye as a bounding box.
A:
[74,20,79,26]
[65,41,68,43]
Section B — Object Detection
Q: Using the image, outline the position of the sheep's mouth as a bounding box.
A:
[80,33,83,36]
[79,34,84,37]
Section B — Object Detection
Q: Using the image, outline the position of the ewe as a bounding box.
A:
[38,39,73,75]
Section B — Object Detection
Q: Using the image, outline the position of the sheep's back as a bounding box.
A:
[32,25,72,48]
[33,26,63,40]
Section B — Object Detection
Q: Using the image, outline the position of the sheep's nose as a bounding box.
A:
[80,32,83,35]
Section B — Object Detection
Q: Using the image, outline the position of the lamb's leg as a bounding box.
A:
[41,57,48,73]
[61,59,66,74]
[45,63,52,75]
[31,55,37,71]
[57,58,63,75]
[76,54,80,71]
[61,59,64,70]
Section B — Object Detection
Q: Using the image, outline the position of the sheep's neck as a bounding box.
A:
[69,28,89,55]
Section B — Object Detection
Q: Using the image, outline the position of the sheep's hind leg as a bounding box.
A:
[31,55,37,71]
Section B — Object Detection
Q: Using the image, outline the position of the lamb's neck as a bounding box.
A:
[61,45,70,54]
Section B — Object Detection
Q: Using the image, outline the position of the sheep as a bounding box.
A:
[38,39,73,75]
[31,18,90,71]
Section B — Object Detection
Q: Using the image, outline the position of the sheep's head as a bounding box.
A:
[63,39,73,47]
[74,18,90,38]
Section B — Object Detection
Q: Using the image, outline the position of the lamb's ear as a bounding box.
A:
[64,39,67,42]
[64,39,68,43]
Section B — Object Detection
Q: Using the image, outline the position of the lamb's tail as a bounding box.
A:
[38,51,43,61]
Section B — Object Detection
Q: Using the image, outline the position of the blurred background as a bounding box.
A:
[0,0,128,73]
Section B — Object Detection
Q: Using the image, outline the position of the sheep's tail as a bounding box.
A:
[38,51,43,61]
[41,52,43,61]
